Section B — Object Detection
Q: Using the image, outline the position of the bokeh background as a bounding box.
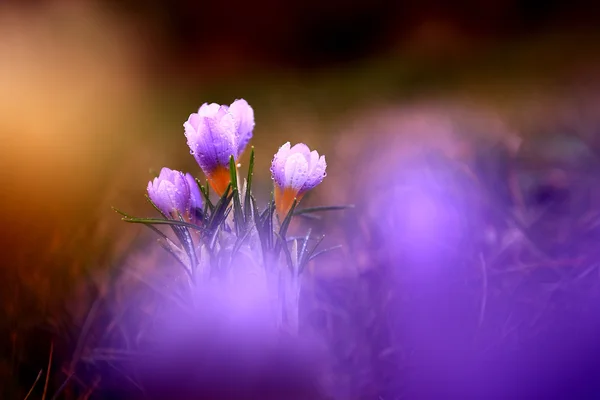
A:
[2,0,600,398]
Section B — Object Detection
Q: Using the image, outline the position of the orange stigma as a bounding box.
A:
[275,186,304,221]
[207,165,231,197]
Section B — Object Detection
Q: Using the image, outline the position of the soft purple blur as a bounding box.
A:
[118,251,328,400]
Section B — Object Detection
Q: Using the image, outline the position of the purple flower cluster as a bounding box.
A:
[147,99,326,222]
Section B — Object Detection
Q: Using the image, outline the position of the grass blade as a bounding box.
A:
[119,216,203,231]
[298,228,312,270]
[301,235,325,273]
[293,204,355,216]
[279,198,298,240]
[229,155,245,234]
[24,370,42,400]
[274,198,298,257]
[308,245,342,262]
[207,184,232,232]
[267,191,275,250]
[275,232,294,272]
[177,212,198,280]
[197,178,215,213]
[244,146,255,223]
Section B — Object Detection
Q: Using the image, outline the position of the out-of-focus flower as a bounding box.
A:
[184,99,255,195]
[147,167,198,220]
[271,142,327,220]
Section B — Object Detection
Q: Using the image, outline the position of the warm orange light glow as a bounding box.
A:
[208,165,232,197]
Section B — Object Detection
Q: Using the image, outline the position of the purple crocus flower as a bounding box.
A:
[147,167,194,220]
[184,99,255,195]
[270,142,327,219]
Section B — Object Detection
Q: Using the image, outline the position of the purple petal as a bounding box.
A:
[186,113,202,131]
[289,143,311,159]
[185,173,203,210]
[284,153,309,191]
[147,180,162,210]
[301,154,327,193]
[229,99,255,155]
[208,107,238,165]
[198,103,221,117]
[185,107,237,175]
[270,142,291,188]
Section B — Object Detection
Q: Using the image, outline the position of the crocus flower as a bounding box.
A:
[147,167,201,221]
[271,142,327,220]
[184,99,255,196]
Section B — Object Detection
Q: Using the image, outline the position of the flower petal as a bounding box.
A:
[198,102,221,117]
[270,142,291,188]
[208,107,237,166]
[301,155,327,193]
[185,173,203,210]
[289,143,311,159]
[186,113,202,131]
[284,153,309,191]
[185,117,217,173]
[229,99,255,156]
[185,107,237,175]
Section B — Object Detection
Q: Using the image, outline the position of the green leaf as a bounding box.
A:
[120,216,203,231]
[279,198,298,240]
[251,195,267,257]
[275,232,294,272]
[207,183,232,233]
[229,155,245,235]
[118,211,193,254]
[197,178,215,214]
[177,212,198,280]
[300,235,325,274]
[293,205,355,216]
[298,228,312,270]
[290,238,299,273]
[251,194,261,231]
[296,213,322,221]
[244,146,255,224]
[285,235,320,242]
[267,191,275,250]
[112,206,136,219]
[274,198,298,257]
